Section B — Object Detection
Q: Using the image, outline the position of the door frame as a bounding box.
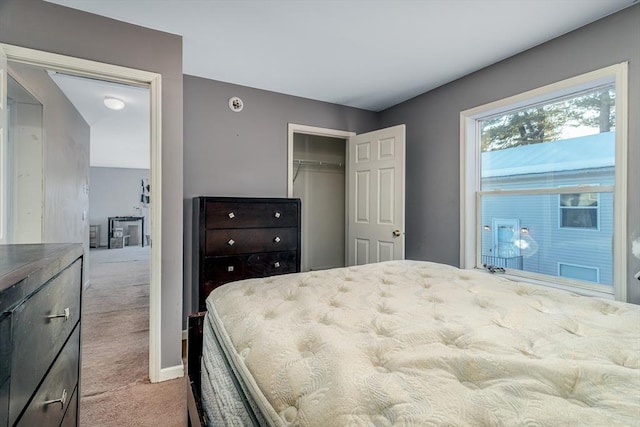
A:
[0,43,166,383]
[287,124,355,267]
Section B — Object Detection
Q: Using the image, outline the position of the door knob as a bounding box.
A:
[392,230,402,237]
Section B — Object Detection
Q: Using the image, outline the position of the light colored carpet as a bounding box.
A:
[81,246,186,426]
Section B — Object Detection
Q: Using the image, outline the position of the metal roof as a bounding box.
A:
[482,132,615,178]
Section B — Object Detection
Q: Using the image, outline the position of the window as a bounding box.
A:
[559,193,598,229]
[461,63,628,300]
[558,262,599,283]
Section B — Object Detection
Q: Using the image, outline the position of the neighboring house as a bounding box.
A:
[480,132,615,285]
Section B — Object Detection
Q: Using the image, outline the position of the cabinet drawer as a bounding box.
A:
[202,251,298,302]
[0,315,8,427]
[0,378,7,427]
[205,201,299,229]
[206,227,298,255]
[59,385,78,427]
[9,259,81,425]
[0,315,10,391]
[16,326,80,427]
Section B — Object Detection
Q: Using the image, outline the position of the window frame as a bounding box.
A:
[558,192,600,230]
[460,63,628,301]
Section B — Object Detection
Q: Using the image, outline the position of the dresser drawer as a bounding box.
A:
[202,251,298,301]
[205,201,299,229]
[0,315,10,392]
[9,259,81,424]
[0,378,7,427]
[0,315,9,426]
[16,325,80,427]
[59,385,78,427]
[206,227,298,255]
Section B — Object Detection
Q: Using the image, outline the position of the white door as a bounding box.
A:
[0,47,7,244]
[347,125,405,265]
[492,218,520,258]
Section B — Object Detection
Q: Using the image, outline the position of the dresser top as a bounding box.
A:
[0,244,83,312]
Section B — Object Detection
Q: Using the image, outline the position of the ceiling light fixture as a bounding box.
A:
[104,97,125,110]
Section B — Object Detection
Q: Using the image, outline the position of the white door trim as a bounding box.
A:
[0,43,165,383]
[0,47,7,244]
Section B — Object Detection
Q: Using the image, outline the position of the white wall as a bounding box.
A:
[11,102,43,243]
[8,61,90,272]
[89,166,150,247]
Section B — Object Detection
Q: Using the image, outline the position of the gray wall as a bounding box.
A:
[89,167,150,247]
[183,76,379,316]
[379,5,640,303]
[0,0,184,369]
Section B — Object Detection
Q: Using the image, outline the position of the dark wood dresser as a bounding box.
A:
[0,244,83,427]
[193,197,301,311]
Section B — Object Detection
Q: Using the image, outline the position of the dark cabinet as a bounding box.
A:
[193,197,301,311]
[0,244,83,427]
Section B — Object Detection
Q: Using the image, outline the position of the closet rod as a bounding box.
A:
[293,158,344,168]
[292,158,345,183]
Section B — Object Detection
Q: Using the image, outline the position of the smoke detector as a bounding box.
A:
[228,96,244,112]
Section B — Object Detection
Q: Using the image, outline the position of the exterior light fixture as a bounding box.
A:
[104,97,125,110]
[520,227,529,234]
[483,225,491,231]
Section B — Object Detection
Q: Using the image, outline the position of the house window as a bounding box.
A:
[461,63,628,300]
[559,193,598,229]
[558,262,599,283]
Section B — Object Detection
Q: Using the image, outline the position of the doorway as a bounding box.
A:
[0,43,166,383]
[288,124,354,271]
[292,133,347,271]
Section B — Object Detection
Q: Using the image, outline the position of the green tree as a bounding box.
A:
[481,87,615,152]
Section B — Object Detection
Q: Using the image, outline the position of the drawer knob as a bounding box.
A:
[274,262,281,268]
[47,307,70,321]
[44,388,67,410]
[274,212,281,218]
[228,239,235,246]
[274,236,281,243]
[227,266,234,272]
[228,212,235,219]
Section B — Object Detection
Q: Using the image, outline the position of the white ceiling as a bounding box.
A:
[45,0,635,112]
[49,72,150,169]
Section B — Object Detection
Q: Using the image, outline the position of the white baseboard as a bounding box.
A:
[182,329,188,341]
[158,362,184,382]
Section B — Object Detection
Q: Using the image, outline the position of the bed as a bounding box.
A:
[187,260,640,426]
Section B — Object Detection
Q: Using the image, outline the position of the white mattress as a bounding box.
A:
[206,260,640,426]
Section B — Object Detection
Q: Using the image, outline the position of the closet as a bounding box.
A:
[292,133,346,272]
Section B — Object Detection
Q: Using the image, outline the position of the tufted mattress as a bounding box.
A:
[203,260,640,426]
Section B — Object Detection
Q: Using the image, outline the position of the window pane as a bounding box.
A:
[559,264,599,283]
[481,193,613,286]
[560,193,597,207]
[561,208,597,229]
[480,86,615,191]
